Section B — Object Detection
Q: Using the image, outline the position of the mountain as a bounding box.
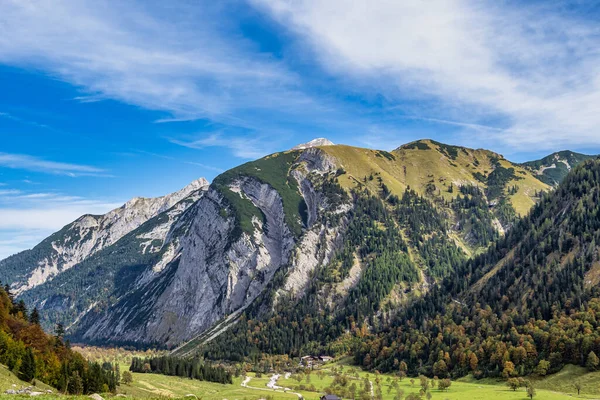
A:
[291,137,334,150]
[522,150,595,186]
[354,158,600,377]
[0,178,209,295]
[0,139,550,351]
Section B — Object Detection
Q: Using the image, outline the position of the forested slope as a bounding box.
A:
[0,284,119,394]
[355,158,600,379]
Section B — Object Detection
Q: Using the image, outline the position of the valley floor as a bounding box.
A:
[2,359,600,400]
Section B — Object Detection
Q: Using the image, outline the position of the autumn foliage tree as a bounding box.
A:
[0,283,118,393]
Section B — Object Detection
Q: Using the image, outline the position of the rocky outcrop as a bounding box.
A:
[77,177,298,345]
[292,137,334,150]
[73,148,351,346]
[2,178,208,294]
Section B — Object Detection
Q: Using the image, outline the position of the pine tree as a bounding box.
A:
[13,299,28,319]
[586,351,599,371]
[55,323,65,342]
[68,371,84,394]
[20,348,36,382]
[29,308,40,325]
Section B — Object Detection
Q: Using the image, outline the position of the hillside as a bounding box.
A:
[326,139,547,217]
[0,139,551,352]
[522,150,595,186]
[0,284,119,394]
[174,141,550,359]
[355,158,600,379]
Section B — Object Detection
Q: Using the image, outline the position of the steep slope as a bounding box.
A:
[457,157,600,316]
[18,184,208,334]
[356,158,600,378]
[71,148,350,346]
[1,139,552,351]
[0,178,208,294]
[0,285,119,394]
[324,139,548,218]
[172,142,552,358]
[523,150,595,186]
[316,139,549,250]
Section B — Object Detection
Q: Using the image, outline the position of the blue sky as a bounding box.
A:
[1,0,600,258]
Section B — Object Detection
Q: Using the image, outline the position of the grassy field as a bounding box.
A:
[268,358,595,400]
[320,141,549,218]
[3,358,600,400]
[118,372,299,400]
[0,363,54,393]
[530,364,600,396]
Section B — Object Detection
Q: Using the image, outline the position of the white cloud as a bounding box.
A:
[170,132,279,159]
[0,152,107,176]
[0,111,54,131]
[183,161,225,173]
[0,0,315,127]
[254,0,600,151]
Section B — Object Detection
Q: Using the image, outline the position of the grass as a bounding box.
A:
[118,372,299,400]
[498,159,548,216]
[236,358,590,400]
[530,364,600,396]
[0,363,54,393]
[321,141,550,211]
[213,151,306,238]
[3,359,598,400]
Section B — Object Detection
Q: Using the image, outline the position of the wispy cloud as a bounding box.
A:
[170,132,277,159]
[0,111,54,130]
[0,230,52,260]
[132,149,224,173]
[254,0,600,151]
[0,152,108,177]
[183,161,225,173]
[0,0,316,129]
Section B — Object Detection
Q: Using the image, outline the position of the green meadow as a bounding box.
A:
[2,359,600,400]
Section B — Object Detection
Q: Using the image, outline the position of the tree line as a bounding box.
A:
[354,159,600,380]
[130,355,232,384]
[0,283,119,394]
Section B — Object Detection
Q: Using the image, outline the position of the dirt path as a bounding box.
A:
[241,375,303,399]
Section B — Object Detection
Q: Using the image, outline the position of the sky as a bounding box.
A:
[1,0,600,259]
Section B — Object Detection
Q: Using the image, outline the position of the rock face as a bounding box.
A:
[73,149,346,346]
[0,178,209,294]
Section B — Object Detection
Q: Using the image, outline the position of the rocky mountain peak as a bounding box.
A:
[292,138,334,150]
[2,177,210,294]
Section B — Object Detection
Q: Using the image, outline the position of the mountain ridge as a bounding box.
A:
[0,177,209,294]
[522,150,596,186]
[0,139,566,353]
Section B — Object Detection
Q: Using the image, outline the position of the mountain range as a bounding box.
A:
[0,139,596,359]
